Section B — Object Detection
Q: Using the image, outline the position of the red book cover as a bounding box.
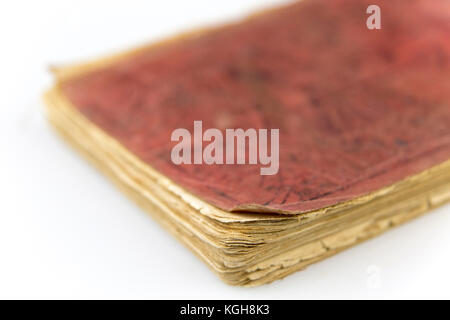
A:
[57,0,450,215]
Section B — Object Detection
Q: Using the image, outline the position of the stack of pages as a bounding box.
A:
[45,0,450,286]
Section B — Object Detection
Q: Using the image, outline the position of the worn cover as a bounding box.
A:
[58,0,450,214]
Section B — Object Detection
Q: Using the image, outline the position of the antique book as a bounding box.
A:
[44,0,450,286]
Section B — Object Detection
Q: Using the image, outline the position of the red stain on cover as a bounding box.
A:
[61,0,450,213]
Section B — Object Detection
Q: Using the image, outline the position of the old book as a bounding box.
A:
[44,0,450,286]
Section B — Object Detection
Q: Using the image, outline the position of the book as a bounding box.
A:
[44,0,450,286]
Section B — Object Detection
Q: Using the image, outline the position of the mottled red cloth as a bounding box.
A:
[61,0,450,213]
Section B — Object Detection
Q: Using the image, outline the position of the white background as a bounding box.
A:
[1,0,449,299]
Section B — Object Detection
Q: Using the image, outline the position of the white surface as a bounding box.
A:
[0,0,449,299]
